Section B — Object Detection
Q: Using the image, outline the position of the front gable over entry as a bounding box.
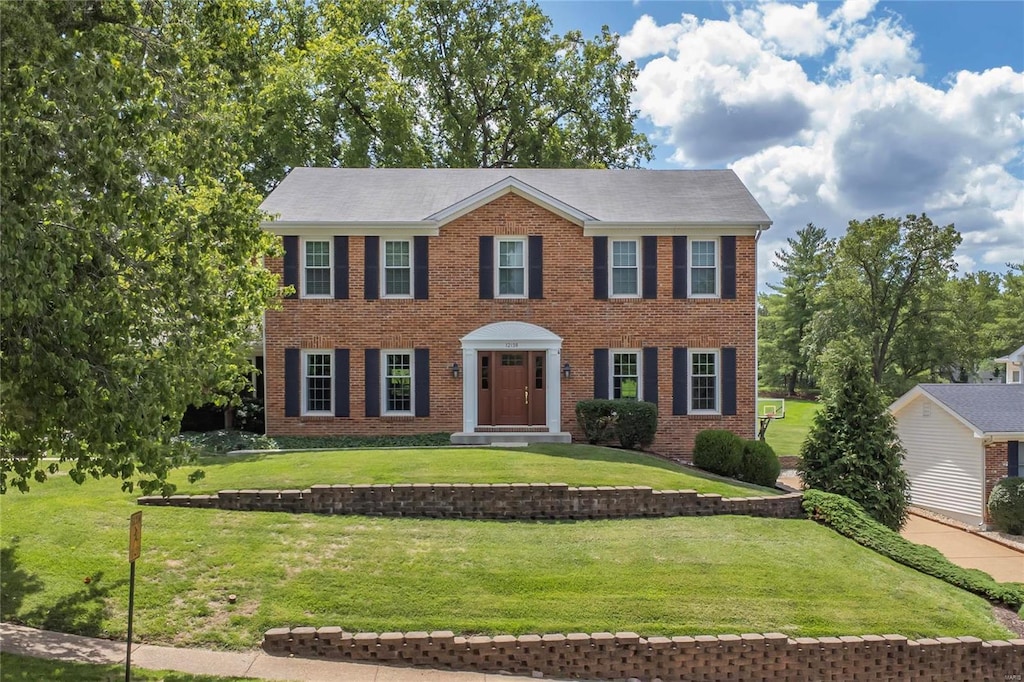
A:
[456,321,567,442]
[461,321,562,349]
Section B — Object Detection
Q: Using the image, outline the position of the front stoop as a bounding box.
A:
[451,431,572,445]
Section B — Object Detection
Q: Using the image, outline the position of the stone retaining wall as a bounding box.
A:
[138,484,803,520]
[261,627,1024,681]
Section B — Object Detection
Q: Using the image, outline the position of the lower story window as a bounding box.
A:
[612,351,640,400]
[303,351,332,414]
[384,351,412,414]
[690,350,719,413]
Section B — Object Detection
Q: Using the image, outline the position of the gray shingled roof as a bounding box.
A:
[259,168,772,225]
[917,384,1024,434]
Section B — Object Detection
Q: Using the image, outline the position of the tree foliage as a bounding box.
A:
[759,224,833,393]
[1,0,280,494]
[798,342,910,530]
[810,214,961,393]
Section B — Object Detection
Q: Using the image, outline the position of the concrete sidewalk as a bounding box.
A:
[0,622,545,681]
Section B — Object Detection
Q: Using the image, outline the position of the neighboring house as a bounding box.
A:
[890,383,1024,526]
[995,343,1024,384]
[258,168,771,454]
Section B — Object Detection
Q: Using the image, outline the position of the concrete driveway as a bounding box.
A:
[900,514,1024,583]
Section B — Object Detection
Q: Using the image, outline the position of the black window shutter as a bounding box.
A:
[364,349,380,417]
[479,236,494,299]
[414,236,429,300]
[672,236,687,299]
[593,348,609,399]
[334,349,349,417]
[415,348,430,417]
[1009,441,1020,477]
[721,236,737,300]
[672,347,688,415]
[284,348,300,417]
[364,236,379,300]
[643,347,658,404]
[528,235,543,299]
[642,236,658,299]
[721,347,737,415]
[593,237,608,300]
[333,236,349,300]
[283,236,299,299]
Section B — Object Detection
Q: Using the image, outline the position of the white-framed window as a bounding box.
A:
[610,239,640,297]
[302,350,333,415]
[383,239,412,298]
[612,351,641,400]
[496,238,526,297]
[689,350,719,413]
[302,239,332,297]
[689,239,718,297]
[1012,369,1021,384]
[383,351,413,414]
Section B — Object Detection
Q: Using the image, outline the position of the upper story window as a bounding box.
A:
[689,350,719,413]
[612,351,640,400]
[497,238,526,297]
[383,239,412,297]
[303,350,333,415]
[303,239,332,297]
[383,351,413,414]
[689,239,718,297]
[611,240,640,297]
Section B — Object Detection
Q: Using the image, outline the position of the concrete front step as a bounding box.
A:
[450,431,572,445]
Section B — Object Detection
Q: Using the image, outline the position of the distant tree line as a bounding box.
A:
[759,217,1024,398]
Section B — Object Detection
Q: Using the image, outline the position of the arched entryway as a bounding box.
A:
[452,321,570,444]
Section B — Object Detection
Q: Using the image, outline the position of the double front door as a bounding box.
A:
[478,351,546,426]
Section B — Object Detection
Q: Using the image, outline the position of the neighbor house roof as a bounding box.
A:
[995,343,1024,364]
[259,168,772,230]
[890,383,1024,438]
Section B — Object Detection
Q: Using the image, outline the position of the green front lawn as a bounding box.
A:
[170,444,777,497]
[0,654,268,682]
[759,398,821,457]
[0,467,1012,649]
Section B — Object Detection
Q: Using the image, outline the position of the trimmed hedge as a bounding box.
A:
[574,400,658,449]
[692,430,744,478]
[739,440,781,487]
[176,431,453,455]
[988,477,1024,535]
[803,489,1024,610]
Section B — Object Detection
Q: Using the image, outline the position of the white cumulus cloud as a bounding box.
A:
[619,2,1024,286]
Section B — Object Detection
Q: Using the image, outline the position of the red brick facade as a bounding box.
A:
[982,441,1009,523]
[263,192,758,456]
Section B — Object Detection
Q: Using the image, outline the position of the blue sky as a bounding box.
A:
[538,1,1024,285]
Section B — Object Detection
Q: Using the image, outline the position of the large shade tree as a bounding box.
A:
[1,0,280,494]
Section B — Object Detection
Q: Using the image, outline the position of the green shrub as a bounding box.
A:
[988,477,1024,535]
[693,430,744,478]
[803,489,1024,609]
[575,400,618,444]
[575,400,657,449]
[739,439,781,487]
[613,401,658,449]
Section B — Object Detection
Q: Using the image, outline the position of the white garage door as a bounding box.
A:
[897,396,984,525]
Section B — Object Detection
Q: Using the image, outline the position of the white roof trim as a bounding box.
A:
[889,387,987,438]
[583,223,765,237]
[261,221,440,236]
[461,320,562,344]
[427,176,594,227]
[994,342,1024,363]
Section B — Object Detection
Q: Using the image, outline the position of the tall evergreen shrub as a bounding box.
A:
[798,341,909,530]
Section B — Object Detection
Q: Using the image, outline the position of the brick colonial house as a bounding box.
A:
[258,168,772,455]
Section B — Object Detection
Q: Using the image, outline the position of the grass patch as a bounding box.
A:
[0,653,268,681]
[174,444,776,498]
[0,473,1012,649]
[758,398,821,457]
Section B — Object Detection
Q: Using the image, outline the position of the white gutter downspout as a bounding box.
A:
[754,227,764,438]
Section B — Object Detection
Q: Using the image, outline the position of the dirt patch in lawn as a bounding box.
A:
[993,605,1024,638]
